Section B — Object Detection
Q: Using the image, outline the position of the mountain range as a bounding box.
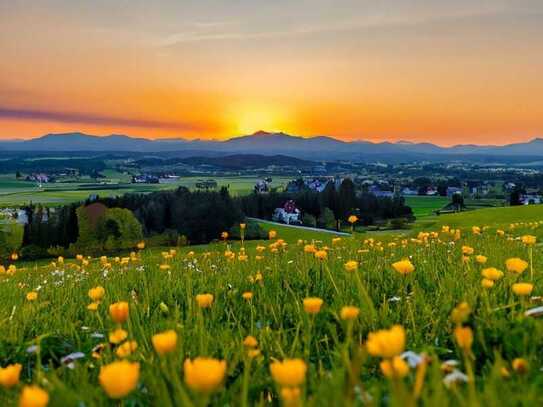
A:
[2,131,543,162]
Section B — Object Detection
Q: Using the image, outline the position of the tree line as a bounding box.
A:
[239,178,413,228]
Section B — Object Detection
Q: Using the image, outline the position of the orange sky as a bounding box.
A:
[1,1,542,146]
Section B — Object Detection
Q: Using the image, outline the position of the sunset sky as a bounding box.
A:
[1,0,542,145]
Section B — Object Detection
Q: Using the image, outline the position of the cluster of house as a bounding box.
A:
[272,200,301,225]
[0,207,31,224]
[131,174,180,184]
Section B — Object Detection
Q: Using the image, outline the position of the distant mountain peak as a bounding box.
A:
[251,130,272,137]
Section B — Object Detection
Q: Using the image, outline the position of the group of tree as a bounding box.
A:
[18,186,245,257]
[239,178,413,229]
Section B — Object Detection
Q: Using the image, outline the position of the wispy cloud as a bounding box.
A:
[156,4,531,46]
[0,107,207,131]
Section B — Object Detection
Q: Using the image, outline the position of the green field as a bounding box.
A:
[3,205,543,405]
[0,175,293,206]
[405,196,449,217]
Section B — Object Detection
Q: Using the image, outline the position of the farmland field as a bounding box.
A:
[0,175,293,206]
[2,205,543,405]
[404,196,449,217]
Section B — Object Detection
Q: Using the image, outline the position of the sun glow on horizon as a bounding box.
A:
[227,102,295,137]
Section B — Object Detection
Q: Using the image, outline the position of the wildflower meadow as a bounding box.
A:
[2,217,543,406]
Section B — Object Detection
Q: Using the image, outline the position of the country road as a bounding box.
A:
[247,217,352,236]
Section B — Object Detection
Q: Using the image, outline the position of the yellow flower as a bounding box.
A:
[88,286,105,302]
[303,244,316,254]
[380,356,409,379]
[268,230,277,240]
[242,291,253,301]
[10,253,18,261]
[344,260,358,272]
[152,330,178,355]
[26,292,38,301]
[303,297,323,314]
[512,358,529,374]
[270,359,307,387]
[392,260,414,275]
[454,326,473,352]
[472,226,481,235]
[184,358,227,393]
[87,302,99,311]
[99,360,140,399]
[136,241,145,250]
[366,325,406,358]
[521,235,536,245]
[109,328,128,344]
[243,335,258,348]
[314,250,327,260]
[19,385,49,407]
[451,302,471,324]
[0,363,22,388]
[340,306,360,321]
[462,246,474,255]
[109,301,129,324]
[512,283,533,296]
[221,231,229,240]
[116,341,138,358]
[348,215,358,224]
[280,386,301,406]
[505,258,528,274]
[481,278,494,289]
[196,293,214,308]
[481,267,503,281]
[475,255,487,264]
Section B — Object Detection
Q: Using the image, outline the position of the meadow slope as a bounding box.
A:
[1,206,543,405]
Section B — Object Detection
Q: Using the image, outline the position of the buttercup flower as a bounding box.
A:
[380,356,409,379]
[196,293,214,308]
[481,278,494,289]
[88,286,105,302]
[116,341,138,358]
[344,260,358,272]
[152,330,178,355]
[481,267,503,281]
[348,215,358,224]
[314,250,327,260]
[280,386,301,406]
[19,385,49,407]
[109,328,128,344]
[475,255,487,264]
[340,306,360,321]
[512,283,533,296]
[99,360,140,398]
[303,297,323,314]
[454,326,473,352]
[184,358,227,393]
[109,301,129,324]
[451,302,471,324]
[26,292,38,301]
[366,325,406,358]
[270,359,307,387]
[521,235,536,245]
[392,260,414,275]
[0,363,22,388]
[512,358,529,374]
[243,335,258,348]
[505,258,528,274]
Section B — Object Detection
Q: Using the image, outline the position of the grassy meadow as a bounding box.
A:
[2,206,543,405]
[0,175,293,206]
